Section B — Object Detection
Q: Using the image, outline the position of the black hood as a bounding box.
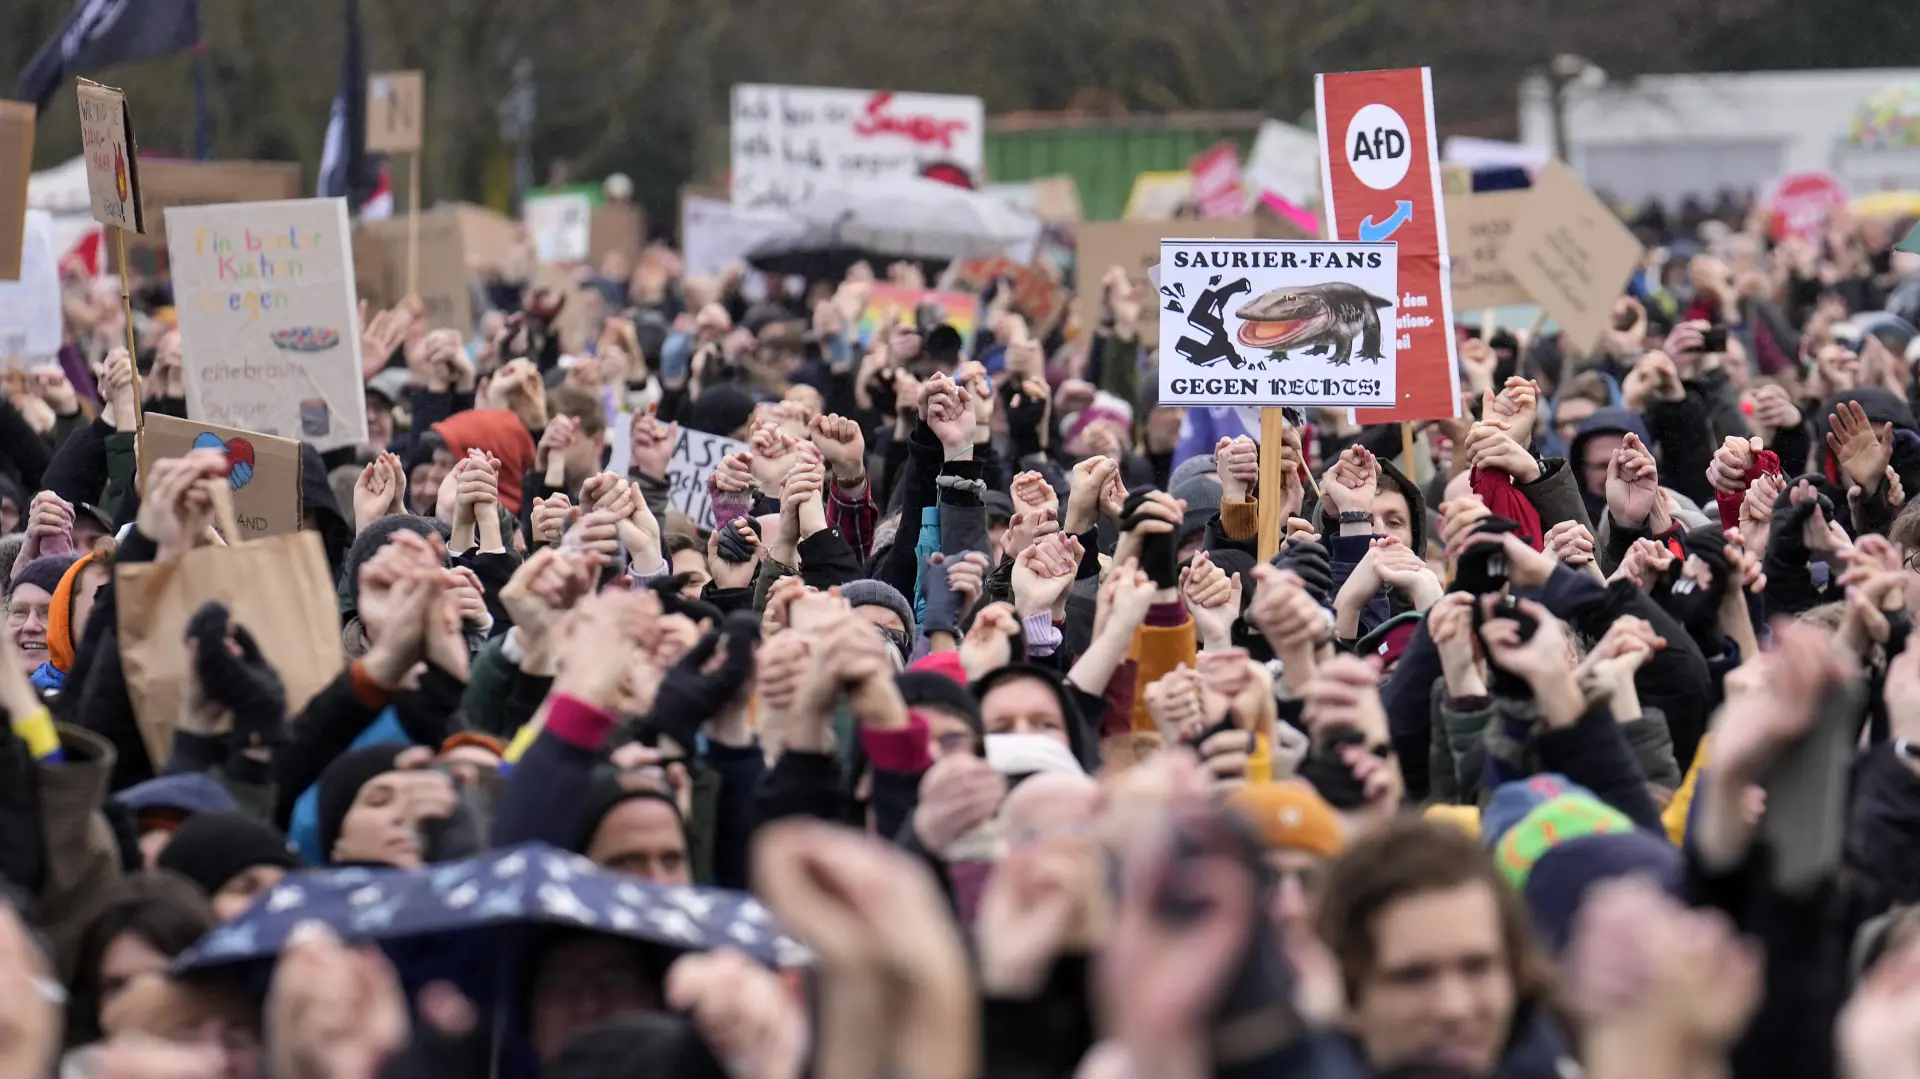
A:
[1318,454,1428,553]
[971,663,1099,771]
[301,444,355,582]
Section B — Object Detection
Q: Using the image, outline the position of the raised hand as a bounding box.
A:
[1604,432,1667,532]
[1486,377,1541,448]
[630,414,679,481]
[809,413,868,488]
[1463,414,1540,483]
[1214,435,1260,503]
[137,451,228,561]
[1828,400,1894,494]
[1012,532,1082,621]
[1543,520,1599,571]
[1010,470,1059,518]
[1066,455,1120,533]
[18,490,74,565]
[1708,435,1765,494]
[1179,551,1242,651]
[1320,445,1380,520]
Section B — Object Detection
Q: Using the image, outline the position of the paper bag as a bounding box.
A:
[117,529,344,768]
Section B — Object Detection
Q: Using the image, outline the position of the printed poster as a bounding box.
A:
[524,191,591,262]
[1156,239,1398,409]
[1316,67,1458,421]
[855,284,980,352]
[0,210,61,361]
[141,413,302,539]
[668,428,750,530]
[167,198,370,452]
[729,84,984,213]
[76,79,145,233]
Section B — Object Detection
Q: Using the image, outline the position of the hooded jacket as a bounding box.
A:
[431,410,537,513]
[1568,408,1653,526]
[300,443,356,581]
[971,664,1101,772]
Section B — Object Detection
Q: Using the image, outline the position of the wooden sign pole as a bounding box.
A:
[1401,421,1418,481]
[1257,408,1287,562]
[406,153,420,298]
[112,225,145,478]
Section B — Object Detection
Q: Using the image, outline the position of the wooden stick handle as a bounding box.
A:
[113,226,146,485]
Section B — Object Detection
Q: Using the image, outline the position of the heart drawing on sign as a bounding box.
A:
[192,432,256,489]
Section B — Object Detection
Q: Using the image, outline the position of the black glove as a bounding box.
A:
[1269,538,1334,605]
[715,518,758,563]
[186,602,288,749]
[1002,379,1048,459]
[639,611,761,750]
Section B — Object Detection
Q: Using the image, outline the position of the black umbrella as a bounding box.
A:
[744,224,947,280]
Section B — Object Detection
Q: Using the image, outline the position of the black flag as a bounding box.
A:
[16,0,198,111]
[315,0,381,213]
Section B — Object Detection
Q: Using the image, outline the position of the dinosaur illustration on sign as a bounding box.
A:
[1232,282,1394,366]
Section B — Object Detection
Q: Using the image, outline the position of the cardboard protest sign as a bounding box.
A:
[1123,172,1194,220]
[589,202,645,265]
[76,80,145,233]
[946,255,1068,336]
[1075,218,1259,350]
[667,428,750,530]
[1316,67,1458,422]
[167,198,369,452]
[1244,120,1321,210]
[141,413,302,538]
[729,85,985,213]
[367,71,424,154]
[353,208,474,333]
[1445,191,1531,311]
[1189,142,1246,219]
[855,285,980,351]
[1500,161,1644,352]
[0,211,61,361]
[0,102,32,282]
[524,191,591,262]
[452,202,521,274]
[1156,239,1398,408]
[109,159,304,276]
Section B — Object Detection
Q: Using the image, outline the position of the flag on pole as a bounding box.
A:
[316,0,383,216]
[16,0,199,111]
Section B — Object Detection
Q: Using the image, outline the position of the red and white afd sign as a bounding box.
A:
[1315,67,1459,422]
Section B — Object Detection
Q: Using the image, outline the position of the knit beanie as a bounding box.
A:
[838,578,917,645]
[571,765,687,856]
[9,553,76,600]
[46,550,103,673]
[315,744,406,862]
[1492,793,1638,891]
[1480,774,1594,848]
[1523,831,1680,952]
[1228,780,1345,859]
[897,670,982,735]
[546,1013,725,1079]
[157,811,300,898]
[687,384,757,440]
[339,515,451,616]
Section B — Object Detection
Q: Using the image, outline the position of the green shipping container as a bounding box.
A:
[984,111,1268,222]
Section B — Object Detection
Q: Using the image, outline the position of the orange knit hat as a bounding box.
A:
[1227,780,1345,860]
[47,549,104,673]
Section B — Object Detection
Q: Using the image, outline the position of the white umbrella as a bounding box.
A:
[790,177,1038,262]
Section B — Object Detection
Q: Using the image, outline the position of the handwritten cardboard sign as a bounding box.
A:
[729,84,984,213]
[353,208,474,333]
[0,211,61,362]
[667,428,750,530]
[524,191,590,262]
[0,103,31,282]
[1075,218,1259,350]
[367,71,424,154]
[76,80,145,233]
[109,159,303,276]
[589,202,645,265]
[167,198,369,452]
[1445,191,1532,311]
[141,413,302,538]
[1499,161,1645,351]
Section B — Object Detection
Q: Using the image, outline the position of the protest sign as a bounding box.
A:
[1189,142,1246,220]
[729,84,985,213]
[589,202,645,265]
[367,71,424,154]
[946,255,1068,337]
[0,211,61,361]
[76,80,145,233]
[855,284,980,351]
[109,159,304,276]
[167,198,369,452]
[1244,120,1321,211]
[353,208,473,333]
[1500,161,1644,352]
[452,202,521,274]
[1316,67,1458,422]
[1075,218,1259,350]
[1766,171,1847,245]
[141,413,302,539]
[0,102,32,282]
[1155,239,1398,409]
[1123,172,1194,220]
[681,192,802,278]
[525,190,591,262]
[1445,191,1531,311]
[667,428,750,530]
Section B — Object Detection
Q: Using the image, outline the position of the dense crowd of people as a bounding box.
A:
[0,188,1916,1079]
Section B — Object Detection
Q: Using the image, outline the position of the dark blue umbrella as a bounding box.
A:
[172,842,810,998]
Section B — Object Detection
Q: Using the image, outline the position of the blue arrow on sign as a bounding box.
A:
[1358,200,1414,242]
